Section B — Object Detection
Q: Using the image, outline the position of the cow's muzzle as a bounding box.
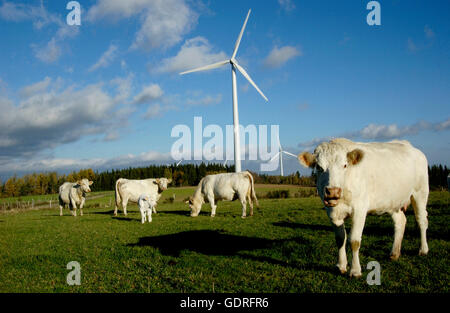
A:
[323,187,342,207]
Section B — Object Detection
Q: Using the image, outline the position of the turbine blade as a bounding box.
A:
[233,61,268,101]
[231,9,251,59]
[269,152,280,163]
[283,151,297,158]
[179,60,229,75]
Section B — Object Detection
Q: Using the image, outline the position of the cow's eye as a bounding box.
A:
[344,164,347,168]
[316,165,324,172]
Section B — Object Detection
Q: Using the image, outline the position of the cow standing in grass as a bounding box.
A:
[114,178,172,216]
[187,171,258,218]
[298,138,429,277]
[138,194,158,224]
[58,179,93,217]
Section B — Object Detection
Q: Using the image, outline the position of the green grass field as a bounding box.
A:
[0,186,448,293]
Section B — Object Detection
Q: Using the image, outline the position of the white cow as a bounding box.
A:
[187,171,258,218]
[138,194,158,224]
[58,179,93,216]
[114,178,172,216]
[298,138,429,277]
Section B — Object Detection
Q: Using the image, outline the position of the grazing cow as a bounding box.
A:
[138,194,157,224]
[187,171,258,218]
[114,178,172,216]
[298,138,429,277]
[58,179,93,216]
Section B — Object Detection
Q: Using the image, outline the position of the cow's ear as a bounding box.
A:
[167,178,173,184]
[347,149,364,165]
[89,181,93,185]
[298,152,316,168]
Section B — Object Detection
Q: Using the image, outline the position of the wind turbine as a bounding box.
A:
[269,143,297,176]
[180,9,268,173]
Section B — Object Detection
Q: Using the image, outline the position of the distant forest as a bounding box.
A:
[0,163,448,198]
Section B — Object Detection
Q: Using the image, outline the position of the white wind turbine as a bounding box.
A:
[180,9,268,173]
[269,143,297,176]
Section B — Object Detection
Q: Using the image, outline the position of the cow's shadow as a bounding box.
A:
[127,230,338,275]
[128,230,272,257]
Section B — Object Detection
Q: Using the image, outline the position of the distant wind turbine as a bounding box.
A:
[269,143,297,176]
[176,159,183,167]
[180,9,268,173]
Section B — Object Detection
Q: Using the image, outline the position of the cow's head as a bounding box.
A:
[298,139,364,208]
[186,196,202,217]
[154,178,172,192]
[77,178,93,193]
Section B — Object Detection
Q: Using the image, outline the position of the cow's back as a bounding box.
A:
[59,182,75,204]
[346,140,428,211]
[118,179,158,203]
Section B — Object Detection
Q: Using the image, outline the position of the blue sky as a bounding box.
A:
[0,0,449,178]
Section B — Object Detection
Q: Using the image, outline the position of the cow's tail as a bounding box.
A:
[114,179,122,214]
[245,171,259,207]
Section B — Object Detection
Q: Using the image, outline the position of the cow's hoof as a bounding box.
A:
[419,249,428,256]
[241,216,246,219]
[336,265,347,274]
[211,214,215,218]
[390,253,400,261]
[349,270,362,278]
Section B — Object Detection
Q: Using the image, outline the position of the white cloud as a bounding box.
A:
[186,94,222,106]
[0,1,79,63]
[155,37,228,73]
[278,0,296,12]
[424,25,435,39]
[0,150,172,173]
[89,44,118,72]
[0,76,134,159]
[264,46,301,68]
[87,0,198,51]
[407,38,418,52]
[144,103,177,119]
[19,76,51,98]
[32,38,61,63]
[298,118,450,149]
[133,84,164,104]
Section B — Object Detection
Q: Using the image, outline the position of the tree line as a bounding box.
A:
[0,163,448,198]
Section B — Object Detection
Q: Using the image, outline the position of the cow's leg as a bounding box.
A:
[411,192,429,256]
[349,210,367,278]
[59,198,64,216]
[79,198,85,216]
[331,221,348,274]
[390,210,406,260]
[70,200,77,217]
[152,204,157,214]
[239,193,247,218]
[114,203,119,216]
[140,207,146,224]
[247,193,254,217]
[207,194,216,217]
[122,198,128,216]
[147,208,152,223]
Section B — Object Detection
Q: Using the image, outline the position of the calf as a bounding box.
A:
[138,194,157,224]
[58,179,93,216]
[298,138,429,277]
[187,171,258,218]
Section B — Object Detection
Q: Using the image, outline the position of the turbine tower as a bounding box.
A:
[180,9,268,173]
[269,143,297,176]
